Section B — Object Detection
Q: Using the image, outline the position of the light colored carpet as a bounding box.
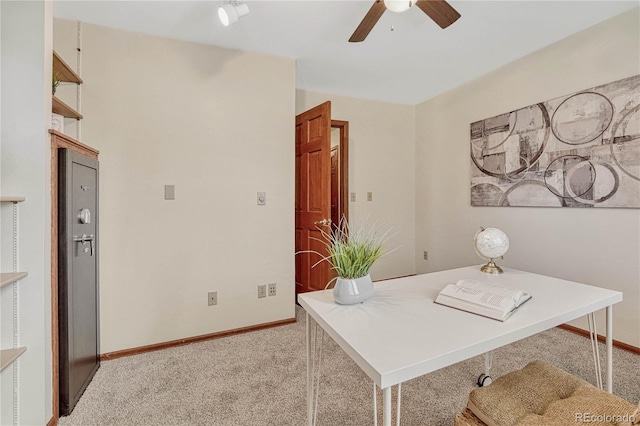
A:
[60,307,640,426]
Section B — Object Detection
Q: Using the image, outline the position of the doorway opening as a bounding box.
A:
[330,120,349,232]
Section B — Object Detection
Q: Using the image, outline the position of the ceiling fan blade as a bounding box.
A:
[415,0,461,29]
[349,0,386,43]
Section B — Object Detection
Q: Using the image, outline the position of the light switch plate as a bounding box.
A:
[350,192,356,202]
[164,185,175,200]
[257,192,266,205]
[367,192,373,201]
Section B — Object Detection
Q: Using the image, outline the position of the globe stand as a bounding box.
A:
[480,258,503,274]
[474,227,508,275]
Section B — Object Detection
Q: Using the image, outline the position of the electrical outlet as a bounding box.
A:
[423,251,428,261]
[208,291,217,306]
[268,283,277,297]
[258,284,267,299]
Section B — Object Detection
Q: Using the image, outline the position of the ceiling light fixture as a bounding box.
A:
[383,0,415,13]
[218,1,250,27]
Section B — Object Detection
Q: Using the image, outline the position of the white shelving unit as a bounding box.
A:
[0,196,27,426]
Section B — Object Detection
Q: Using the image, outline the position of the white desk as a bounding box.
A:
[298,266,623,426]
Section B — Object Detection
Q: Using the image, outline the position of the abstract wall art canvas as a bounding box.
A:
[470,75,640,208]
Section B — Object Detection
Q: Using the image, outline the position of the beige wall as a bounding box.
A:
[296,91,416,280]
[54,20,296,353]
[52,7,640,355]
[415,9,640,346]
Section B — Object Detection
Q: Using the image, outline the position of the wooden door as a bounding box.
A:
[295,102,332,294]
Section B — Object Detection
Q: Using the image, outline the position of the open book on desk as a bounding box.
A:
[434,279,532,321]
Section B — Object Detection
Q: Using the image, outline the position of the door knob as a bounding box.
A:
[313,218,331,226]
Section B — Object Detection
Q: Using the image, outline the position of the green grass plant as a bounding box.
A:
[306,216,394,282]
[52,71,61,95]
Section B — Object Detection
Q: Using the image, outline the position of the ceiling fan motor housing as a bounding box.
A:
[384,0,415,13]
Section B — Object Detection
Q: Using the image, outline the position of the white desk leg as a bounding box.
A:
[606,305,613,393]
[306,312,313,426]
[373,383,378,426]
[587,313,603,390]
[378,384,401,426]
[396,383,402,426]
[383,387,392,426]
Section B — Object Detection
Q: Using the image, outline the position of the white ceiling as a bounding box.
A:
[53,1,639,105]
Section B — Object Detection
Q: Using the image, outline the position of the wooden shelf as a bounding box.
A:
[49,130,99,157]
[0,196,25,203]
[52,50,83,121]
[0,273,28,289]
[52,95,83,120]
[53,51,83,84]
[0,348,27,372]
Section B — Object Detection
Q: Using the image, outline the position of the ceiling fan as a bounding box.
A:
[349,0,461,42]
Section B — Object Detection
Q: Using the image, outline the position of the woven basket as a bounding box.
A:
[455,361,636,426]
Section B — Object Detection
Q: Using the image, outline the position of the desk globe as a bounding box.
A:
[474,227,509,274]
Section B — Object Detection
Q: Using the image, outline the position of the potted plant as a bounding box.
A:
[314,217,393,305]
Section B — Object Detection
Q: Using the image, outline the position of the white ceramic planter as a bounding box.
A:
[333,274,374,305]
